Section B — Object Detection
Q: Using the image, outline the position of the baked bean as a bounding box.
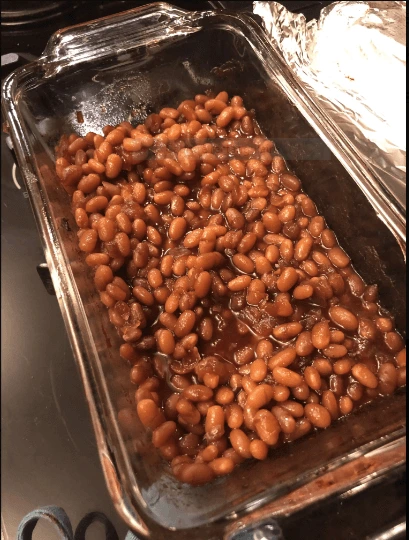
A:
[254,340,273,360]
[384,332,404,352]
[225,404,244,429]
[301,260,319,277]
[198,445,219,462]
[94,140,112,162]
[330,330,345,344]
[226,208,245,229]
[205,99,227,114]
[183,385,213,402]
[232,253,255,274]
[375,317,393,333]
[249,439,268,460]
[272,367,303,387]
[234,347,254,366]
[311,321,330,350]
[68,137,87,155]
[205,406,225,441]
[240,376,256,394]
[174,310,196,338]
[123,138,142,152]
[346,272,365,296]
[308,216,325,237]
[132,182,146,204]
[270,386,289,403]
[328,247,350,268]
[278,205,296,223]
[277,267,298,292]
[328,306,359,331]
[281,173,300,191]
[228,275,251,291]
[215,387,234,405]
[85,195,108,213]
[237,232,257,254]
[113,212,131,234]
[97,217,116,242]
[292,382,310,401]
[312,358,333,376]
[301,197,317,217]
[169,217,187,241]
[105,154,123,179]
[246,384,274,409]
[229,429,252,457]
[147,268,163,289]
[333,358,353,375]
[176,398,200,425]
[351,363,378,388]
[75,208,89,229]
[106,283,127,302]
[79,229,98,252]
[160,107,180,120]
[93,266,113,292]
[253,410,281,445]
[294,236,313,261]
[216,106,235,128]
[195,252,224,270]
[279,401,304,418]
[305,403,331,428]
[177,148,197,172]
[285,418,312,442]
[377,363,398,395]
[274,293,293,317]
[177,463,215,485]
[271,406,296,434]
[321,390,339,420]
[339,396,354,415]
[293,284,313,300]
[85,253,110,266]
[78,173,101,194]
[250,359,268,382]
[323,344,348,359]
[209,457,235,476]
[254,255,272,275]
[203,373,219,389]
[132,131,154,147]
[156,329,175,355]
[59,165,83,186]
[152,421,177,448]
[321,229,337,248]
[304,366,321,390]
[295,332,314,357]
[137,399,165,429]
[328,273,345,295]
[273,322,303,341]
[133,286,154,306]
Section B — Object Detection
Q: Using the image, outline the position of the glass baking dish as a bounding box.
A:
[2,3,406,538]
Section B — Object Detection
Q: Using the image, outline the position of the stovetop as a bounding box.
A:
[1,2,405,539]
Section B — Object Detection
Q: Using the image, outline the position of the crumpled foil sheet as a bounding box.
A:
[253,1,406,213]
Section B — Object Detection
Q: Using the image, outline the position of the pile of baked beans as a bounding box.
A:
[55,91,406,485]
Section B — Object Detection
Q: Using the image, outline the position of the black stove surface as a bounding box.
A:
[1,1,405,539]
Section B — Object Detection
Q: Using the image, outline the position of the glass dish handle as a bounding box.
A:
[40,2,200,66]
[227,518,285,540]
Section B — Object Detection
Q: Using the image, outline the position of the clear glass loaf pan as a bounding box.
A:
[2,3,406,539]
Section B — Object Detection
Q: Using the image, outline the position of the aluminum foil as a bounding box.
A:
[253,1,406,213]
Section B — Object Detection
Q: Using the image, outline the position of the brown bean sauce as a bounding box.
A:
[55,92,406,486]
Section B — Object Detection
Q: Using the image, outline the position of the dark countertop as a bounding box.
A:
[1,2,405,539]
